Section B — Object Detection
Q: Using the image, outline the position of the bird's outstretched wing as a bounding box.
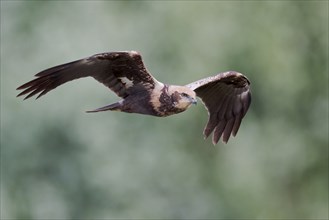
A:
[17,51,158,99]
[186,71,251,144]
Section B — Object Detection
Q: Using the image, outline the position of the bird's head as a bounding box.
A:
[167,85,197,110]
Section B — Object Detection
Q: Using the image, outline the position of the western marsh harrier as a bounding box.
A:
[17,51,251,144]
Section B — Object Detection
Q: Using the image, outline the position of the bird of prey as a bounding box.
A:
[17,51,251,144]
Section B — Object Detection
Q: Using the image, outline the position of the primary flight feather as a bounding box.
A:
[17,51,251,144]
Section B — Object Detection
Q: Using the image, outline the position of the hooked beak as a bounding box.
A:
[190,97,197,105]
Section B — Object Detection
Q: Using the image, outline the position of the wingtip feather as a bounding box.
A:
[17,83,30,90]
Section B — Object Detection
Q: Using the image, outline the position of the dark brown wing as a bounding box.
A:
[17,51,159,99]
[186,71,251,144]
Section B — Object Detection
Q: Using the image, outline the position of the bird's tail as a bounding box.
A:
[86,102,122,113]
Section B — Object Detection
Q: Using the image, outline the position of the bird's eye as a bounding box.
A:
[181,93,189,97]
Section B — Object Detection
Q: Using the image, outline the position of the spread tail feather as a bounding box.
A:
[86,102,122,113]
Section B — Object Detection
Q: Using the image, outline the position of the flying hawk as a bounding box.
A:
[17,51,251,144]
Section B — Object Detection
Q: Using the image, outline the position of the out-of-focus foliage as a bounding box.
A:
[1,1,328,219]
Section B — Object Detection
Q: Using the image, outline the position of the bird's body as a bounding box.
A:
[17,51,251,144]
[88,83,196,117]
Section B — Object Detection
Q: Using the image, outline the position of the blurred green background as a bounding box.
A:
[1,1,328,219]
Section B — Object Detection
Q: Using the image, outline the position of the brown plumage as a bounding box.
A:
[17,51,251,144]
